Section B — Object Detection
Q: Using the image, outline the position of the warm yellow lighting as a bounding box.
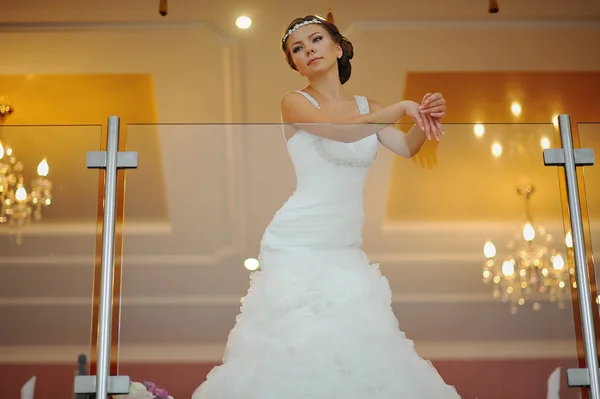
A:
[523,222,535,241]
[511,102,522,117]
[483,241,496,258]
[553,254,565,271]
[501,261,515,276]
[15,185,27,202]
[244,257,260,271]
[552,115,559,128]
[0,142,4,159]
[540,137,550,150]
[235,16,252,29]
[474,124,485,137]
[491,142,502,157]
[37,158,49,177]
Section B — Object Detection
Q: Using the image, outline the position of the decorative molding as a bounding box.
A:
[0,340,579,363]
[381,219,600,233]
[0,21,237,44]
[0,221,172,237]
[0,291,567,307]
[344,19,600,38]
[0,245,237,267]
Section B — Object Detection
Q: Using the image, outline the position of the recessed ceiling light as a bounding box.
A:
[510,102,522,117]
[236,16,252,30]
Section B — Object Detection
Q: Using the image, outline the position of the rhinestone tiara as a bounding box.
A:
[282,18,323,44]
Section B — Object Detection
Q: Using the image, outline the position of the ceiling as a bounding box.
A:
[1,0,600,365]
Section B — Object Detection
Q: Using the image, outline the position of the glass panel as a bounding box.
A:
[576,121,600,326]
[120,122,580,399]
[0,124,104,399]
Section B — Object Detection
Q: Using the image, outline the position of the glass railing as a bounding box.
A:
[117,122,581,399]
[577,122,600,320]
[0,124,104,399]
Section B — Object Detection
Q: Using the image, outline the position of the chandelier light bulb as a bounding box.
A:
[522,222,535,241]
[552,254,565,271]
[501,260,515,276]
[0,142,4,159]
[15,185,27,202]
[483,241,496,258]
[37,158,49,177]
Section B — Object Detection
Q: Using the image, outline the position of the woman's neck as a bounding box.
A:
[306,70,347,104]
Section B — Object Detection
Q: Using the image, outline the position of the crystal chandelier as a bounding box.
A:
[481,184,573,314]
[0,140,52,244]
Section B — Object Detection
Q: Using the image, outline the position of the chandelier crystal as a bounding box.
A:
[482,184,573,314]
[0,141,53,244]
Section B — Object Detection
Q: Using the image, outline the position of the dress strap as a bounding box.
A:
[354,95,370,115]
[291,90,321,109]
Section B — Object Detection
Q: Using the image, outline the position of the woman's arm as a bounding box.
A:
[280,92,427,143]
[369,100,427,158]
[371,95,446,158]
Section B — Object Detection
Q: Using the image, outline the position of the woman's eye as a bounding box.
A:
[292,46,302,53]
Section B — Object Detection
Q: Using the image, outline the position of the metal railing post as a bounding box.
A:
[73,116,138,398]
[543,114,598,397]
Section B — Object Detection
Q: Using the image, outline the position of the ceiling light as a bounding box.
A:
[474,124,485,138]
[235,16,252,30]
[244,258,259,271]
[491,142,502,157]
[540,137,551,150]
[510,102,522,117]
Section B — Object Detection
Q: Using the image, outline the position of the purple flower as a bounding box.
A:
[143,381,157,395]
[155,388,169,399]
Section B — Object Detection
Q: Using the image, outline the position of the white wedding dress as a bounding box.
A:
[192,91,461,399]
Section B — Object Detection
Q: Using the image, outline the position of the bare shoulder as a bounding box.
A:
[281,90,315,108]
[280,90,331,124]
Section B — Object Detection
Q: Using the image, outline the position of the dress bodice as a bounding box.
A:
[261,91,378,251]
[285,91,378,198]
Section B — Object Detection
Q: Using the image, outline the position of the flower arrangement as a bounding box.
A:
[114,381,173,399]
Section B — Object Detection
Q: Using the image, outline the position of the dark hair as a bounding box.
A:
[281,15,354,85]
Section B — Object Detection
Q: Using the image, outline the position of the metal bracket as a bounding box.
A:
[567,368,600,387]
[544,148,595,167]
[74,375,131,395]
[87,151,138,169]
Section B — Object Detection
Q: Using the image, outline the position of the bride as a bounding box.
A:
[192,14,460,399]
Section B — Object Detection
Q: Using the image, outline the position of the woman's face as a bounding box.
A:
[286,24,342,79]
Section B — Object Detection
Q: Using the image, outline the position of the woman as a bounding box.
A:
[192,15,460,399]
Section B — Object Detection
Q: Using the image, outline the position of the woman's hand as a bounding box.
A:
[420,92,446,119]
[419,92,446,139]
[401,100,443,141]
